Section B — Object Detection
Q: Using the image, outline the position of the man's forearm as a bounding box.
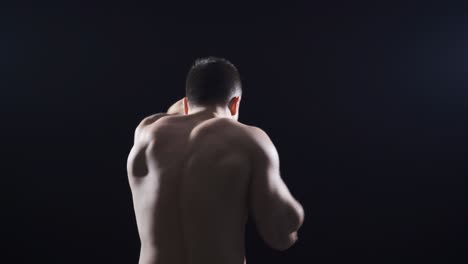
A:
[166,98,185,115]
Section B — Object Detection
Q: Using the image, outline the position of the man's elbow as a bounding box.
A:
[267,203,305,251]
[293,202,305,231]
[269,231,299,251]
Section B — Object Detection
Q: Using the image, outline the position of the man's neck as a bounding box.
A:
[189,105,232,119]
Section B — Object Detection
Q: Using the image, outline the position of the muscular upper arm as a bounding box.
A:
[127,113,167,177]
[247,127,304,251]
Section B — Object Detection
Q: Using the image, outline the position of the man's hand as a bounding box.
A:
[167,98,185,115]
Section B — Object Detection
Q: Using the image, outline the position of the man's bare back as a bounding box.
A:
[127,109,304,264]
[127,56,304,264]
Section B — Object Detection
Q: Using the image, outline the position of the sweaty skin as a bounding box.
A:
[127,102,304,264]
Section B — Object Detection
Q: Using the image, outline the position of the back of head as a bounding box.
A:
[185,57,242,107]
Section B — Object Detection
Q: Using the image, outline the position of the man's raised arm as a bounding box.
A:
[166,97,185,115]
[247,127,305,251]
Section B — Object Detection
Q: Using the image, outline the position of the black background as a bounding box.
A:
[2,2,468,263]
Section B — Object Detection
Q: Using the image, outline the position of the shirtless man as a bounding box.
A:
[127,57,304,264]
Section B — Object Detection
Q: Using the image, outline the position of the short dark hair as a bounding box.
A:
[185,57,242,107]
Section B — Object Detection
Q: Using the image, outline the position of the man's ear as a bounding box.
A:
[228,96,240,116]
[183,97,189,115]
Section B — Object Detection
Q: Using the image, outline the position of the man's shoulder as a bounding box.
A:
[217,123,276,163]
[208,120,272,149]
[137,113,170,128]
[133,113,170,142]
[240,125,276,156]
[224,121,268,141]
